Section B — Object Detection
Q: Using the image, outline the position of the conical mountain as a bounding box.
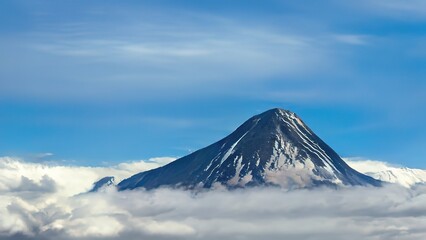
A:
[118,108,381,190]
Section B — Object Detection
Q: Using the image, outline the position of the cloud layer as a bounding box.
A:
[1,156,426,240]
[0,156,175,197]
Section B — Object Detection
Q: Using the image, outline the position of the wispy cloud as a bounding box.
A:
[1,0,412,107]
[0,8,344,103]
[333,34,370,45]
[32,25,328,78]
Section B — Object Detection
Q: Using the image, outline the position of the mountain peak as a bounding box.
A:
[255,108,293,119]
[249,108,304,127]
[118,108,381,190]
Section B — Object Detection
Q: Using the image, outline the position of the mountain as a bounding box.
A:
[89,176,116,192]
[346,159,426,188]
[118,108,381,190]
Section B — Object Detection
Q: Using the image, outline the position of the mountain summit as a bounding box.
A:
[118,108,381,190]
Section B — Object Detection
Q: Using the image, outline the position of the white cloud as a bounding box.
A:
[0,156,176,197]
[3,183,426,240]
[1,156,426,239]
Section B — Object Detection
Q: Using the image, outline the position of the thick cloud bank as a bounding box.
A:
[1,157,426,240]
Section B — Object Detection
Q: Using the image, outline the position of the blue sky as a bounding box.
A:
[0,0,425,167]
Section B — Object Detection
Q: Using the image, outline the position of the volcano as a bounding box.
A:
[118,108,381,190]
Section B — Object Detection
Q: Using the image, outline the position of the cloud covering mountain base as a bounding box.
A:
[1,157,426,240]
